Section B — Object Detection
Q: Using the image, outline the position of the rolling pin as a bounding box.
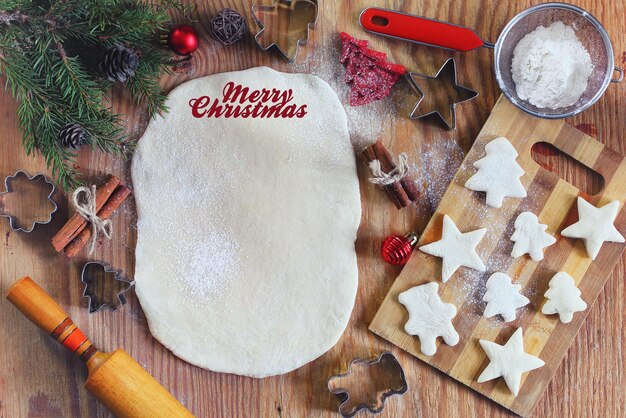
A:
[7,276,194,418]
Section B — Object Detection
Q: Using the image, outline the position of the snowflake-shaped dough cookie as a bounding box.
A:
[510,212,556,261]
[482,272,529,322]
[542,272,587,323]
[477,327,545,396]
[465,136,527,208]
[398,282,459,356]
[561,197,624,260]
[419,215,486,282]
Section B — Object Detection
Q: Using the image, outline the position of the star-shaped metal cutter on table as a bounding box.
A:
[407,58,478,130]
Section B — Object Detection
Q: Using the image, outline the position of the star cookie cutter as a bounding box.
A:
[251,0,318,62]
[81,262,135,313]
[327,352,408,418]
[407,58,478,130]
[0,170,57,233]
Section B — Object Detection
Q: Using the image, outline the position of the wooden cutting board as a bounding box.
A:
[369,95,626,417]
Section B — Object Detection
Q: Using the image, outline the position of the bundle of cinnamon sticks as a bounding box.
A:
[362,141,420,209]
[52,175,131,257]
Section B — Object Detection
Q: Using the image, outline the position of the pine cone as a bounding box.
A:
[99,45,139,82]
[58,123,88,150]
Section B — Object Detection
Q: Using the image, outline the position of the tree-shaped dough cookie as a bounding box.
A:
[542,272,587,323]
[510,212,556,261]
[483,272,529,322]
[465,137,526,208]
[398,282,459,356]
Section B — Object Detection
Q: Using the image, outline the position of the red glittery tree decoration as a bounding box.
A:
[339,32,406,106]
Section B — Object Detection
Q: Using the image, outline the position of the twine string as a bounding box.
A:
[72,185,112,255]
[368,153,409,186]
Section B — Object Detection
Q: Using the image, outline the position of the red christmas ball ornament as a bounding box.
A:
[381,233,418,266]
[167,25,199,55]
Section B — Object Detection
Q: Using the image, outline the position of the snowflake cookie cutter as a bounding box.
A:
[81,262,135,313]
[406,58,478,130]
[0,170,57,233]
[251,0,318,62]
[327,352,408,418]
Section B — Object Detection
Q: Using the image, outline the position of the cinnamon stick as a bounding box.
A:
[63,185,131,258]
[52,175,121,252]
[362,141,421,208]
[371,142,412,207]
[373,141,421,203]
[400,178,421,202]
[362,145,403,208]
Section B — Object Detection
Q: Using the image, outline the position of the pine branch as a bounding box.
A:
[126,46,171,116]
[0,0,185,191]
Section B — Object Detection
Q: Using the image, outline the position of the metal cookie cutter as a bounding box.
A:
[251,0,318,62]
[407,58,478,130]
[0,170,57,233]
[81,262,135,313]
[327,352,408,418]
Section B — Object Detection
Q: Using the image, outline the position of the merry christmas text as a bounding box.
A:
[188,82,308,119]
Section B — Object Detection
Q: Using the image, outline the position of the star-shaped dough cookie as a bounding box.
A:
[510,212,556,261]
[542,272,587,323]
[398,282,459,356]
[477,328,545,396]
[561,198,624,260]
[482,272,530,322]
[419,215,486,282]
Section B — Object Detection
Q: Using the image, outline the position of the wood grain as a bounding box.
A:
[0,0,624,417]
[369,96,626,416]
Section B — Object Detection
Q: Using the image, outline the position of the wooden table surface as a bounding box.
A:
[1,1,624,417]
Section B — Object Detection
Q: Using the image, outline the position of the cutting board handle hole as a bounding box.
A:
[531,142,604,195]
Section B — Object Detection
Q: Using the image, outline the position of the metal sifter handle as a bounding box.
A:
[359,7,490,52]
[611,67,623,83]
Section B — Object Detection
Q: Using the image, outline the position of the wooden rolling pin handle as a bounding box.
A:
[7,277,97,362]
[7,277,195,417]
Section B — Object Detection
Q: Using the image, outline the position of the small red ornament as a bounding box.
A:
[381,233,418,266]
[168,25,199,55]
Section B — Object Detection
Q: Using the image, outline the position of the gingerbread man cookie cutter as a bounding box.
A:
[327,352,408,417]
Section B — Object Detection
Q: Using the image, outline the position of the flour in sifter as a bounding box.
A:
[511,21,593,109]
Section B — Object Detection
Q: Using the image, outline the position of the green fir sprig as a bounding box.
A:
[0,0,192,190]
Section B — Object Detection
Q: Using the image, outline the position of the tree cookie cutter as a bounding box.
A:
[81,262,135,313]
[0,170,57,233]
[251,0,318,62]
[327,352,408,417]
[406,58,478,130]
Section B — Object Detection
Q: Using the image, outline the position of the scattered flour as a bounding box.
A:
[413,139,465,215]
[511,21,593,109]
[293,32,398,151]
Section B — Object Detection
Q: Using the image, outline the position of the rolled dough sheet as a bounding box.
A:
[131,66,361,377]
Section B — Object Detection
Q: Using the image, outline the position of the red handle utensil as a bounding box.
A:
[359,8,491,52]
